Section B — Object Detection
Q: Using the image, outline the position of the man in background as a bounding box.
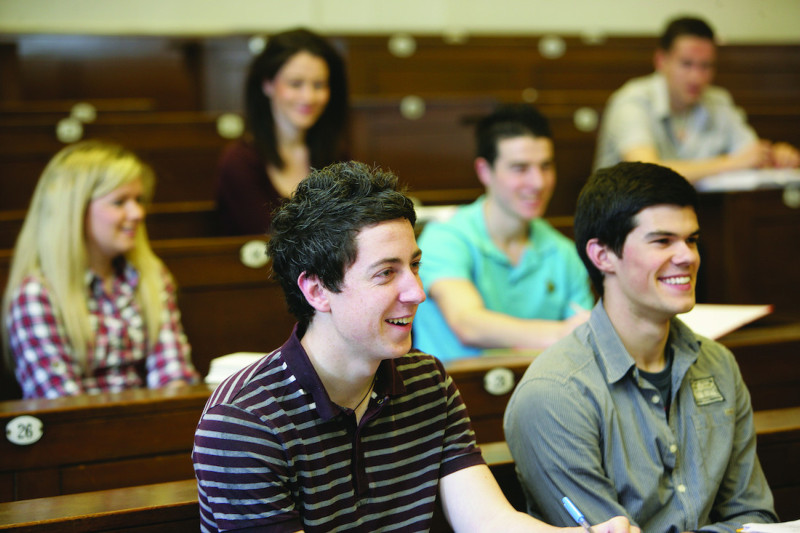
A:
[413,104,593,362]
[594,16,799,183]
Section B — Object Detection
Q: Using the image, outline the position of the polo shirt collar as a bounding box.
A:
[473,195,558,264]
[280,323,407,421]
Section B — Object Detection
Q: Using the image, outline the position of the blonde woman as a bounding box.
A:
[2,140,199,399]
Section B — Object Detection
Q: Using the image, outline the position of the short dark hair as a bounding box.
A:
[475,104,552,165]
[574,162,698,296]
[245,28,349,169]
[659,16,715,50]
[267,161,417,328]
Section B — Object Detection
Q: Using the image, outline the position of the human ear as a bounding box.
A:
[474,157,493,187]
[297,272,331,312]
[654,49,667,72]
[262,79,274,98]
[586,238,617,275]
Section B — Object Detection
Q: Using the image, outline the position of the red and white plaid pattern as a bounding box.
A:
[6,263,198,399]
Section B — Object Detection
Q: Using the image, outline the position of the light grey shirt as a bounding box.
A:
[504,302,777,533]
[594,72,758,170]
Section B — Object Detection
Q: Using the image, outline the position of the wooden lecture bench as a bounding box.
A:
[0,406,796,530]
[0,385,213,503]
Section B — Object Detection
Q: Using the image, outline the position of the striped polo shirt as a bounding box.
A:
[193,325,484,532]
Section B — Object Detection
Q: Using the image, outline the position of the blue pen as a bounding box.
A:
[561,496,596,533]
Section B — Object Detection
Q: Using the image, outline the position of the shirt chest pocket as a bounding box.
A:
[690,405,735,479]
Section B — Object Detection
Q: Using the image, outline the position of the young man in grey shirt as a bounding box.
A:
[505,161,777,531]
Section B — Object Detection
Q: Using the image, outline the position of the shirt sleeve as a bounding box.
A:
[193,403,304,532]
[436,358,486,477]
[418,220,476,290]
[504,374,631,526]
[145,271,199,388]
[603,94,659,158]
[5,280,86,398]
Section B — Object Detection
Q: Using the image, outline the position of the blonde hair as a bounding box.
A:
[2,140,167,370]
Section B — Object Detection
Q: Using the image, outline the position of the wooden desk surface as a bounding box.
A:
[0,479,199,532]
[0,385,213,502]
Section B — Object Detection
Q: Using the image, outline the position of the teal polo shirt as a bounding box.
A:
[413,197,593,362]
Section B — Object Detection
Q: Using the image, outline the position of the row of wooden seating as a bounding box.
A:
[1,408,797,531]
[0,98,574,213]
[0,111,230,212]
[3,183,800,326]
[0,479,200,532]
[3,97,800,219]
[2,342,798,503]
[0,98,158,120]
[3,34,799,113]
[0,445,516,532]
[2,209,800,401]
[3,33,800,219]
[0,384,212,503]
[2,189,800,337]
[0,200,220,250]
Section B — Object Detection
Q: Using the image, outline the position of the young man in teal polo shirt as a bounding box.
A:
[413,104,593,361]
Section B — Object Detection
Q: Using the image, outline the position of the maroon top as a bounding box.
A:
[215,140,283,235]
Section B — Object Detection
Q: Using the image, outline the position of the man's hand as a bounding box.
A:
[589,515,641,533]
[727,140,772,170]
[769,141,800,168]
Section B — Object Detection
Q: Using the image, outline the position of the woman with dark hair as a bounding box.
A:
[216,28,349,234]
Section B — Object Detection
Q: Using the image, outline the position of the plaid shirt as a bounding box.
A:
[6,263,198,399]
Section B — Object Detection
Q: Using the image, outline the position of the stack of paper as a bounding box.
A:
[205,352,263,385]
[740,520,800,533]
[695,168,800,192]
[677,304,772,340]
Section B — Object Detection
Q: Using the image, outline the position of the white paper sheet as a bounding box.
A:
[740,519,800,533]
[677,303,773,339]
[695,169,800,192]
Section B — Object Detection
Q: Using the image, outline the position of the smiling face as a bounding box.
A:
[604,205,700,324]
[322,218,426,363]
[263,50,330,134]
[478,135,556,223]
[84,178,145,271]
[657,35,716,111]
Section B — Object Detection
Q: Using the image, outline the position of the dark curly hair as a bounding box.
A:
[267,161,417,328]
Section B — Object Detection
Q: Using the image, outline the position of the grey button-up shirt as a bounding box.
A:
[593,72,757,171]
[504,301,777,532]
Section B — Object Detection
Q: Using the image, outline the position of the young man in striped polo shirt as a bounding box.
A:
[192,161,636,532]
